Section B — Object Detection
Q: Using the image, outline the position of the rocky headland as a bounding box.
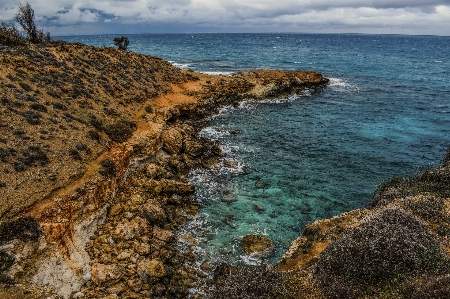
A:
[0,41,449,299]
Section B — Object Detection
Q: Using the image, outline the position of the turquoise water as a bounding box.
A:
[59,34,450,264]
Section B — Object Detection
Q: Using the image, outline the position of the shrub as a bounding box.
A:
[20,110,41,125]
[211,264,294,299]
[13,145,49,171]
[113,36,129,50]
[0,22,24,46]
[99,159,116,176]
[0,217,41,245]
[314,208,449,299]
[402,275,450,299]
[30,103,47,112]
[19,82,33,92]
[0,252,14,272]
[104,120,136,143]
[69,149,82,161]
[88,129,100,141]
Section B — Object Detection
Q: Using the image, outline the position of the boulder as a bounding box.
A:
[91,263,124,287]
[161,128,183,154]
[113,221,135,241]
[160,179,194,194]
[184,138,205,157]
[242,234,275,258]
[153,227,176,243]
[145,163,167,179]
[137,259,166,282]
[142,200,167,224]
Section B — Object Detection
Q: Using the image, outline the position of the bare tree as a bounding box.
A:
[14,3,50,44]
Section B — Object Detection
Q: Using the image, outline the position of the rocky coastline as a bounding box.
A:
[0,41,330,298]
[1,41,449,299]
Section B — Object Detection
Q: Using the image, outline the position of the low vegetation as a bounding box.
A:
[212,264,295,299]
[314,207,450,298]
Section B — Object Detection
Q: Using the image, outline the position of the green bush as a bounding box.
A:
[402,275,450,299]
[314,208,449,299]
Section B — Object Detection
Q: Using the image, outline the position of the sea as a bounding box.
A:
[58,33,450,265]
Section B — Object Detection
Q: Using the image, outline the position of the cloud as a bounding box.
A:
[0,0,449,35]
[57,5,99,25]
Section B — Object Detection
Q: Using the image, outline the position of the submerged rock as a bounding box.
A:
[242,234,275,258]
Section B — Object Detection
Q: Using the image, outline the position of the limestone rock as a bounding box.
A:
[109,204,123,217]
[145,163,167,179]
[253,203,266,213]
[178,234,198,246]
[184,138,205,157]
[142,200,167,224]
[154,227,176,243]
[242,234,275,258]
[91,263,124,287]
[137,259,166,282]
[161,128,183,154]
[106,282,126,295]
[134,242,151,256]
[223,159,239,169]
[160,179,194,194]
[113,221,136,241]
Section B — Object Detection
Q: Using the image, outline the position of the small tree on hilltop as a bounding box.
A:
[113,36,129,50]
[14,3,50,44]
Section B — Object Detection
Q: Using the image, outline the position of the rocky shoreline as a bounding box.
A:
[2,41,449,299]
[0,41,329,299]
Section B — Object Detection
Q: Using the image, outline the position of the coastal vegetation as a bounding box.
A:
[114,36,130,50]
[0,3,50,46]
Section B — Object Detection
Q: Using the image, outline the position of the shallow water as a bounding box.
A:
[59,33,450,264]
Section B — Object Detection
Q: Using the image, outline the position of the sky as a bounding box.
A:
[0,0,449,36]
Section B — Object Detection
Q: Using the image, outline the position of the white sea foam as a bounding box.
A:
[199,127,229,140]
[240,254,262,266]
[200,71,235,76]
[259,93,303,104]
[328,77,359,92]
[168,61,191,69]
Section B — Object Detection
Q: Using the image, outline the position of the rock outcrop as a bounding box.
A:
[242,235,275,258]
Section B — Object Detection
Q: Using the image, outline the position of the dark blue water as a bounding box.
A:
[59,34,450,264]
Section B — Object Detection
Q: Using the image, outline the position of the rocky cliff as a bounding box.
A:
[0,41,329,298]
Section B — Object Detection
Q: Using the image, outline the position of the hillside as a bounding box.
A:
[0,41,329,299]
